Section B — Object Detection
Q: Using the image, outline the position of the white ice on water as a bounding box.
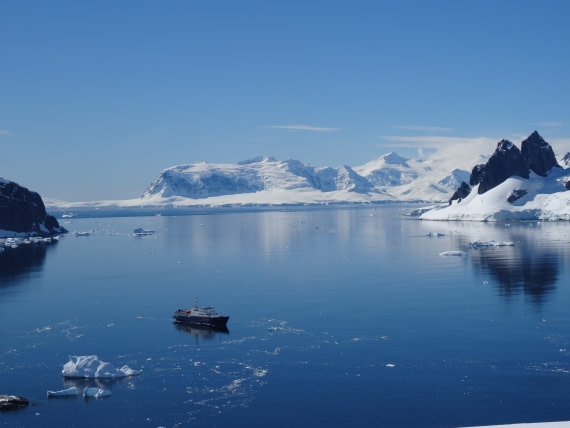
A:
[47,386,79,397]
[62,355,141,378]
[439,251,467,257]
[83,387,112,399]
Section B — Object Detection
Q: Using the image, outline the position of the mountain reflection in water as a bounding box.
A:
[470,239,559,305]
[0,242,55,284]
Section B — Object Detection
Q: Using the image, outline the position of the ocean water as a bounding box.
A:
[2,205,570,427]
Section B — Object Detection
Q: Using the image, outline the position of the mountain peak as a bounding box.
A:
[381,152,410,166]
[521,131,560,176]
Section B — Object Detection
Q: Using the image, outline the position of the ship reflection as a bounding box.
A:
[173,322,230,342]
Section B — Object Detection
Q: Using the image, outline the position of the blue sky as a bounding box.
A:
[2,0,569,201]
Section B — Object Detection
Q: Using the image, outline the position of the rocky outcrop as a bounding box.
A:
[0,395,29,411]
[521,130,560,176]
[449,181,471,204]
[466,132,559,195]
[0,179,67,236]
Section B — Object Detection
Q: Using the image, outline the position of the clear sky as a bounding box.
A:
[2,0,569,201]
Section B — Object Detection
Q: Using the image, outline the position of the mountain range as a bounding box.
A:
[36,131,570,222]
[43,152,477,213]
[135,152,473,204]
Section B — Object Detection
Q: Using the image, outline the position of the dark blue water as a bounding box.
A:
[2,206,570,427]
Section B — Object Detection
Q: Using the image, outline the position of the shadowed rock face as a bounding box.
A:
[0,180,67,236]
[449,181,471,205]
[473,140,530,194]
[521,130,560,177]
[466,131,560,195]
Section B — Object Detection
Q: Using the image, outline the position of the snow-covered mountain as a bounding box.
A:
[354,152,471,201]
[142,156,380,198]
[420,132,570,221]
[138,153,469,206]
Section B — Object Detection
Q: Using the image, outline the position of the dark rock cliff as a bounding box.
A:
[0,179,67,236]
[472,139,530,194]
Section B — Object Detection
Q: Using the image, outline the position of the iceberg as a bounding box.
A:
[62,355,141,379]
[47,386,79,397]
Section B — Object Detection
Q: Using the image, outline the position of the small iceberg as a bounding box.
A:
[83,387,112,399]
[47,386,79,398]
[62,355,141,379]
[439,250,467,257]
[131,227,154,236]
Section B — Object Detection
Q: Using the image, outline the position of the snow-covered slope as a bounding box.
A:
[421,163,570,221]
[354,153,471,201]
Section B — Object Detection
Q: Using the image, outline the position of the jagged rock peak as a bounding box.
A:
[475,138,529,194]
[561,152,570,167]
[497,139,516,153]
[521,130,560,177]
[462,131,561,196]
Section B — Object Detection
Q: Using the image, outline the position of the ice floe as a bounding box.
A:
[47,386,79,397]
[83,387,112,399]
[62,355,141,379]
[439,251,468,257]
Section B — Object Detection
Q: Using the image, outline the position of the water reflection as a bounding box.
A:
[472,245,559,304]
[420,220,567,305]
[62,376,125,391]
[173,322,230,342]
[0,242,56,284]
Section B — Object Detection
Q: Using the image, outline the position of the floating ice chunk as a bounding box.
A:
[47,386,79,397]
[131,228,154,236]
[439,251,467,257]
[469,240,514,249]
[62,355,141,379]
[83,388,112,399]
[385,363,396,368]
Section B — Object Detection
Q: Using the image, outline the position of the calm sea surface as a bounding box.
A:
[2,205,570,427]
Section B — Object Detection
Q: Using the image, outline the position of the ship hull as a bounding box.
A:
[173,312,229,327]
